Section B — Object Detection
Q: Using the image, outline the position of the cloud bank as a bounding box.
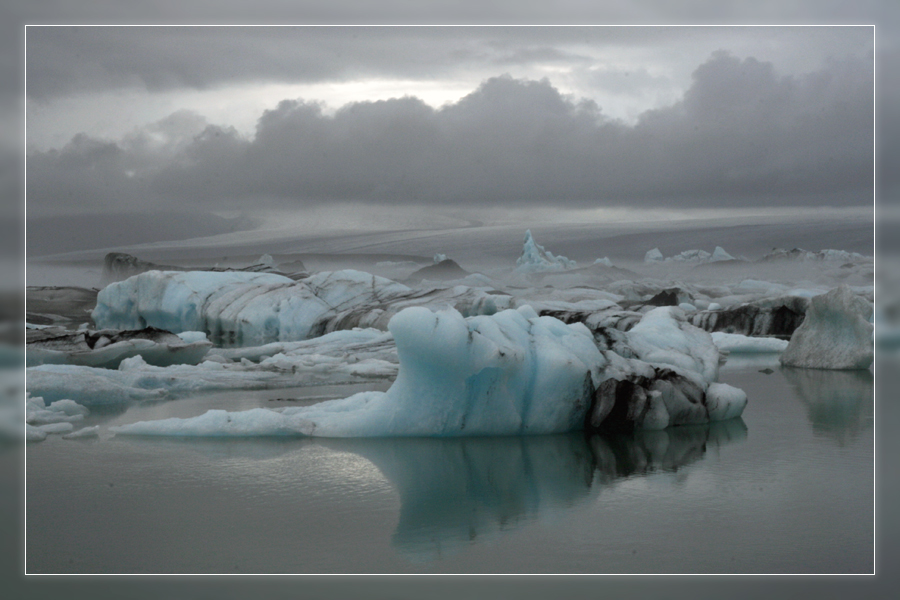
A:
[27,51,874,215]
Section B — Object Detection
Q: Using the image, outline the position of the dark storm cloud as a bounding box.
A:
[26,50,874,214]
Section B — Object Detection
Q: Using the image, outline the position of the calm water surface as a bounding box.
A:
[25,362,874,574]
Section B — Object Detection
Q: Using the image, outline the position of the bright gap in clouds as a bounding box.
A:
[27,73,680,152]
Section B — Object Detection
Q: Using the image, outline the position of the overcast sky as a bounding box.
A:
[25,26,874,216]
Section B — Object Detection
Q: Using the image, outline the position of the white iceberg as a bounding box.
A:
[515,230,576,273]
[780,285,874,370]
[112,306,604,438]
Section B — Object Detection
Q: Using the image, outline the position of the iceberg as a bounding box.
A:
[112,306,605,438]
[644,248,664,263]
[515,230,576,273]
[643,247,735,265]
[26,395,90,425]
[780,285,874,370]
[93,269,411,345]
[92,269,510,346]
[26,328,401,407]
[111,304,749,439]
[710,246,736,262]
[27,365,170,406]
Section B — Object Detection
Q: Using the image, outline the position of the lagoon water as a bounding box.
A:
[25,360,873,574]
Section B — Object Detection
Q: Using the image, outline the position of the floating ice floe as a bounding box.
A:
[515,230,576,273]
[26,365,170,406]
[23,395,91,444]
[26,327,211,369]
[26,328,403,407]
[26,395,90,425]
[780,285,874,370]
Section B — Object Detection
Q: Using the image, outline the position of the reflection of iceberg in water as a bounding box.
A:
[589,419,747,484]
[324,420,747,562]
[321,434,594,562]
[782,367,873,445]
